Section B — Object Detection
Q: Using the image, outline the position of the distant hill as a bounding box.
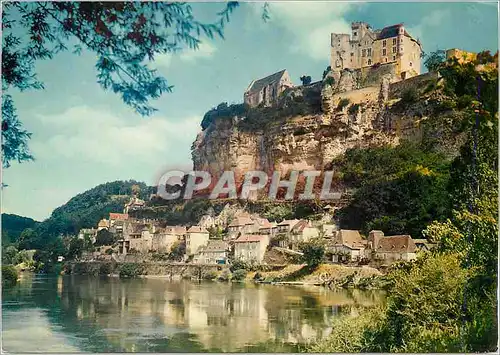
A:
[1,213,39,243]
[35,180,155,238]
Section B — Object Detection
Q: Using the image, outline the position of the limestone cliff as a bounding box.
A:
[192,69,462,183]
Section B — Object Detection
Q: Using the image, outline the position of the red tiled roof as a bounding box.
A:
[234,235,267,243]
[109,213,129,220]
[228,216,254,227]
[291,220,310,233]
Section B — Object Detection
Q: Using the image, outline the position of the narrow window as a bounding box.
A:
[392,38,397,45]
[382,48,387,56]
[382,40,387,47]
[392,46,397,53]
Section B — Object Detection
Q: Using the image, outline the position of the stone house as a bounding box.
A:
[234,235,270,264]
[227,216,256,239]
[128,223,155,253]
[331,22,422,80]
[244,69,294,107]
[124,196,145,213]
[198,215,216,229]
[413,238,436,252]
[151,228,180,253]
[258,220,278,237]
[186,226,210,255]
[365,230,417,262]
[277,219,300,234]
[193,240,229,264]
[289,220,320,250]
[97,219,109,231]
[328,229,367,263]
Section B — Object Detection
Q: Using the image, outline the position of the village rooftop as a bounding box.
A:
[156,170,343,201]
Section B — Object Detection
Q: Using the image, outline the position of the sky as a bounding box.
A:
[2,1,498,221]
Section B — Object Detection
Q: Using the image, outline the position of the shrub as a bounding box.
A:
[337,98,350,110]
[348,103,360,115]
[99,263,113,275]
[232,269,247,281]
[230,259,250,272]
[401,87,419,103]
[323,76,335,87]
[118,263,143,278]
[2,265,18,287]
[105,248,113,255]
[218,270,231,282]
[299,238,325,268]
[203,270,218,280]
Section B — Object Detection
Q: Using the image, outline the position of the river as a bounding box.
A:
[2,273,385,352]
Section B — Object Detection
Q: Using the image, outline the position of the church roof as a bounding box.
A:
[246,69,287,94]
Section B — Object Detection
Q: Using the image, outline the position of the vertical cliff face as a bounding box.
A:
[192,70,451,181]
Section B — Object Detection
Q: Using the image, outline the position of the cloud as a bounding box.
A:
[154,41,217,69]
[31,106,201,168]
[255,2,356,60]
[406,10,452,50]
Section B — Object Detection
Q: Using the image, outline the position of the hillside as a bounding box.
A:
[1,213,39,243]
[34,180,154,238]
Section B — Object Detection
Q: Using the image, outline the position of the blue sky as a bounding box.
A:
[2,1,498,221]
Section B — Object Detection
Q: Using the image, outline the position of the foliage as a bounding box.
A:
[336,142,451,237]
[2,1,242,168]
[323,76,335,87]
[203,270,218,280]
[95,229,116,246]
[337,98,350,110]
[99,262,113,275]
[168,240,186,261]
[1,213,38,243]
[229,259,251,272]
[400,86,418,103]
[118,262,144,278]
[322,66,331,80]
[424,49,446,72]
[2,265,18,287]
[17,228,42,250]
[2,245,19,264]
[32,180,152,243]
[201,102,248,130]
[231,269,247,281]
[298,238,325,268]
[348,103,360,115]
[299,75,312,85]
[259,204,293,221]
[207,225,223,239]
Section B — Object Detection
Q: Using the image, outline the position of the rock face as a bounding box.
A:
[192,70,453,183]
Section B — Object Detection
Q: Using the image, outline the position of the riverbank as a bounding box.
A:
[62,261,388,290]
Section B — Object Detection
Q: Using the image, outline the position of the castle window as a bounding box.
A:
[362,49,366,57]
[353,31,357,36]
[351,52,354,56]
[400,46,404,52]
[382,48,387,56]
[382,40,387,47]
[393,56,396,60]
[368,59,372,65]
[367,48,372,57]
[392,38,397,45]
[409,62,412,67]
[392,46,397,53]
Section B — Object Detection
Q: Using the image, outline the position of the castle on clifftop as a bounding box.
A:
[330,22,422,80]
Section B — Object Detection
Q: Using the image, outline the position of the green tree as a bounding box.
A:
[67,238,84,259]
[424,49,446,72]
[17,228,41,250]
[2,265,18,287]
[168,240,186,261]
[300,75,312,85]
[1,1,241,168]
[2,245,18,264]
[299,238,325,268]
[95,229,115,246]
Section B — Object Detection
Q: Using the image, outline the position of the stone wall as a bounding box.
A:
[389,71,440,99]
[360,62,398,87]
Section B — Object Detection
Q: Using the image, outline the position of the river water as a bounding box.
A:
[2,273,385,352]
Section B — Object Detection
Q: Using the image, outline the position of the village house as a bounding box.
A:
[227,215,256,239]
[365,230,417,262]
[413,238,436,252]
[244,69,294,107]
[331,22,422,79]
[258,220,278,237]
[97,219,109,231]
[289,220,320,250]
[186,226,210,255]
[277,219,301,234]
[151,228,180,253]
[328,229,367,263]
[233,235,269,264]
[198,215,216,229]
[193,240,229,264]
[321,224,338,239]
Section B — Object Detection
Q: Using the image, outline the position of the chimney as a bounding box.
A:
[369,230,384,249]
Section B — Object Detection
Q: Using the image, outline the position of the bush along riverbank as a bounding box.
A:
[62,260,387,289]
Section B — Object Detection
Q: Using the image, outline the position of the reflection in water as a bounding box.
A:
[2,274,385,353]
